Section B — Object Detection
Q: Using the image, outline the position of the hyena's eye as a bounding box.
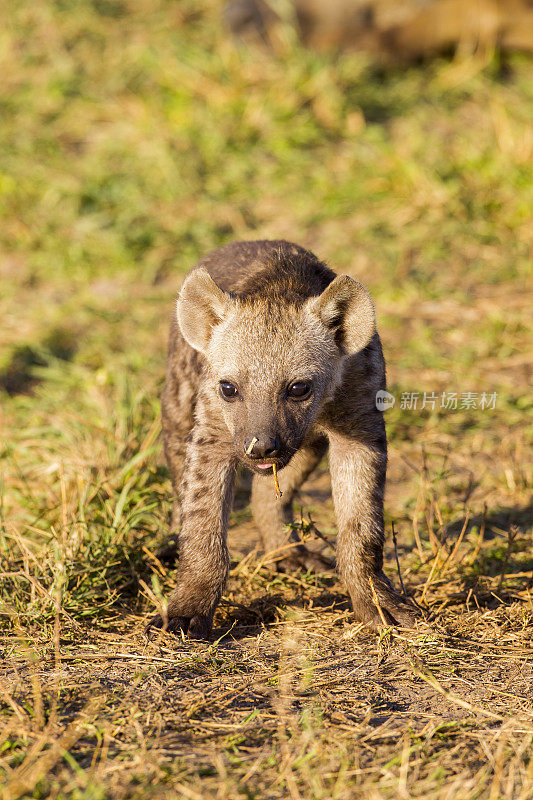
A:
[219,380,239,401]
[287,381,312,400]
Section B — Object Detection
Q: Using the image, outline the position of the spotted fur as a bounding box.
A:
[146,240,418,639]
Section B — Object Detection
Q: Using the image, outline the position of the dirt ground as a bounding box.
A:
[2,449,532,799]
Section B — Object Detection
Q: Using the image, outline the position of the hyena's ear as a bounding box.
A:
[177,268,233,354]
[309,275,376,355]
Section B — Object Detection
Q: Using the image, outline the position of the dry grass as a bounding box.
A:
[1,1,532,798]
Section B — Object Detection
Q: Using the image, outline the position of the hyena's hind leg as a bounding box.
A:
[157,340,198,565]
[251,434,333,572]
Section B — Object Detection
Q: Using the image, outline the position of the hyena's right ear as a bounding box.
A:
[177,268,233,354]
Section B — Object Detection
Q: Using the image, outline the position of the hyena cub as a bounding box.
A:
[146,240,418,639]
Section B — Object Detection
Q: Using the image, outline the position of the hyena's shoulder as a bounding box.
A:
[164,315,204,400]
[320,332,386,439]
[167,313,200,371]
[343,332,386,403]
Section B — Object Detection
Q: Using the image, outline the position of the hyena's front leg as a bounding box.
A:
[328,429,418,628]
[157,337,199,565]
[146,421,236,640]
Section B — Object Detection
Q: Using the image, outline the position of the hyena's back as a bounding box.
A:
[194,239,336,300]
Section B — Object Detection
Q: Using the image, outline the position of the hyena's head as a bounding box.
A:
[176,268,375,474]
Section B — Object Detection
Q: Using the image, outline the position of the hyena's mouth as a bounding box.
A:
[244,458,289,475]
[250,462,276,474]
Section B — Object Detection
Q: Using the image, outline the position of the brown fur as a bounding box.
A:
[146,240,418,639]
[225,0,533,59]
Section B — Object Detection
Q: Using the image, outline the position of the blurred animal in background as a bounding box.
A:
[224,0,533,58]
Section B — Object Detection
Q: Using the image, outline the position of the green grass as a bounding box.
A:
[1,2,532,799]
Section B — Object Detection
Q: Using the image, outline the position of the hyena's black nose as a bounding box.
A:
[244,435,281,459]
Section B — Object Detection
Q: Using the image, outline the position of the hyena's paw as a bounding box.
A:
[276,545,335,574]
[144,612,212,640]
[351,574,421,630]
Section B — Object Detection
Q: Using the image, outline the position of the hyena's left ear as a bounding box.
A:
[177,268,233,354]
[309,275,376,355]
